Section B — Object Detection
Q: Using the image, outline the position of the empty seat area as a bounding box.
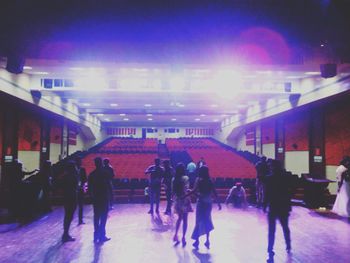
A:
[82,153,158,178]
[166,138,256,179]
[98,138,158,152]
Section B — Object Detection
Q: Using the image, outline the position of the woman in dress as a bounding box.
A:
[172,163,192,246]
[332,157,350,217]
[186,165,221,249]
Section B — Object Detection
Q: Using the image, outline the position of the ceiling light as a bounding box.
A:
[31,71,49,75]
[104,118,110,121]
[305,72,320,75]
[286,76,301,79]
[213,119,219,122]
[146,113,153,116]
[69,67,84,71]
[171,118,177,121]
[97,113,104,116]
[82,103,91,106]
[148,118,153,121]
[23,66,32,70]
[195,118,200,121]
[123,118,129,121]
[110,103,118,107]
[200,114,206,117]
[119,113,126,116]
[144,104,152,107]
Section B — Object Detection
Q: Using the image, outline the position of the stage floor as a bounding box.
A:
[1,203,349,263]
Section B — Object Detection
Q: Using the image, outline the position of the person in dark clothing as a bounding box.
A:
[89,157,111,243]
[62,161,79,242]
[9,160,38,219]
[255,156,269,208]
[145,158,164,214]
[38,160,53,213]
[162,160,174,215]
[75,157,87,225]
[264,160,293,262]
[184,165,221,249]
[103,158,115,210]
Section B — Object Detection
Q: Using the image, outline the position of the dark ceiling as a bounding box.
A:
[1,0,350,63]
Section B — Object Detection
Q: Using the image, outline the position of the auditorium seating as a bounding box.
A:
[97,138,158,153]
[166,138,256,179]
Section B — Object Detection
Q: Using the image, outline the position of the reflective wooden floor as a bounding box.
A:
[1,203,350,263]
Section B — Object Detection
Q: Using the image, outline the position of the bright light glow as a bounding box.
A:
[195,118,200,121]
[32,71,49,75]
[75,69,108,90]
[305,72,320,75]
[104,118,110,121]
[147,118,153,121]
[69,67,84,71]
[146,114,153,116]
[23,66,32,70]
[119,113,126,116]
[119,77,148,90]
[287,76,301,79]
[123,118,129,121]
[171,118,177,121]
[176,103,185,108]
[210,104,218,108]
[82,103,91,106]
[110,103,118,107]
[213,119,219,122]
[97,113,104,116]
[144,104,152,107]
[169,75,186,91]
[212,69,242,98]
[200,114,206,117]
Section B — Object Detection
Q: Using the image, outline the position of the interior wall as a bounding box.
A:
[18,151,40,171]
[285,151,309,177]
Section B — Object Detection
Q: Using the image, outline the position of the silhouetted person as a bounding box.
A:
[196,157,206,169]
[186,159,197,188]
[89,157,111,243]
[185,165,221,249]
[225,182,247,208]
[264,160,292,262]
[163,160,174,215]
[62,161,78,242]
[172,163,192,246]
[103,158,115,210]
[38,160,53,213]
[255,156,268,208]
[75,157,87,224]
[9,160,38,219]
[145,158,164,214]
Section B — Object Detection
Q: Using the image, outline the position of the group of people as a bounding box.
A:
[332,156,350,217]
[61,157,115,243]
[145,158,221,249]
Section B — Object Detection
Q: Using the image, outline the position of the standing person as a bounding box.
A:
[38,160,53,213]
[255,156,269,208]
[75,157,87,225]
[196,157,206,169]
[264,160,293,262]
[185,165,221,249]
[186,159,197,188]
[163,160,174,215]
[88,157,111,243]
[103,158,115,210]
[62,161,79,242]
[145,158,164,214]
[172,163,192,246]
[332,157,350,217]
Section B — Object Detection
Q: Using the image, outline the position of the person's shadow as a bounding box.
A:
[192,249,212,263]
[174,247,190,263]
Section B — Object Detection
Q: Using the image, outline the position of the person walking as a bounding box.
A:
[185,165,221,249]
[62,161,78,242]
[75,157,87,225]
[264,160,293,262]
[145,158,164,214]
[163,160,174,215]
[172,163,192,246]
[88,157,111,243]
